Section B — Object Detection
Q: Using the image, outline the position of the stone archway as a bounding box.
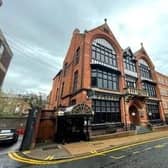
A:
[129,106,140,126]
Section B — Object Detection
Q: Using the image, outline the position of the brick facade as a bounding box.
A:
[48,22,166,128]
[0,29,13,88]
[156,72,168,120]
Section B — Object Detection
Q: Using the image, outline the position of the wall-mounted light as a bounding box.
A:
[131,112,136,116]
[148,112,152,116]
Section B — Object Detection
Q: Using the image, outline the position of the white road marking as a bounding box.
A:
[110,155,125,159]
[133,151,140,154]
[154,144,165,148]
[143,147,152,151]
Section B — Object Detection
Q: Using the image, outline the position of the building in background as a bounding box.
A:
[48,20,166,135]
[0,0,2,7]
[156,72,168,121]
[0,29,13,89]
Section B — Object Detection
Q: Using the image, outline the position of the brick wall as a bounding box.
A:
[156,72,168,119]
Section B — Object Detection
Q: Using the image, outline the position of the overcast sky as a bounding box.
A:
[0,0,168,94]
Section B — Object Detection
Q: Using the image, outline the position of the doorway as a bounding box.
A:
[55,116,89,143]
[129,106,140,127]
[37,119,55,142]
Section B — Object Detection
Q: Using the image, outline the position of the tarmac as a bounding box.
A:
[12,128,168,162]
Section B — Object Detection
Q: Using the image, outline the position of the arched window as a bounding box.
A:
[91,38,117,67]
[139,59,156,97]
[123,49,136,72]
[139,59,151,79]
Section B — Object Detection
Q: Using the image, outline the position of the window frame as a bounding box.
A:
[139,63,151,79]
[91,39,117,68]
[147,103,160,120]
[91,68,119,91]
[92,99,121,123]
[142,82,156,97]
[73,70,78,93]
[74,47,80,65]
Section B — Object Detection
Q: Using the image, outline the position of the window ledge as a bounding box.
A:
[124,69,137,78]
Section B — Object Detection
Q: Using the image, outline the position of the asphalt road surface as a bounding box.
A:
[1,137,168,168]
[0,135,23,156]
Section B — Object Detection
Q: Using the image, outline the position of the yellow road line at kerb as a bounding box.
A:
[99,136,168,155]
[8,136,168,165]
[8,153,44,165]
[90,150,97,154]
[22,150,31,154]
[49,155,54,160]
[44,156,50,160]
[10,152,47,164]
[45,155,55,160]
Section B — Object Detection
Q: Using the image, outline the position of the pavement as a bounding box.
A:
[8,128,168,165]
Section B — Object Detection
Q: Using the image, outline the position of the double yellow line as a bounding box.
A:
[8,136,168,165]
[45,155,55,160]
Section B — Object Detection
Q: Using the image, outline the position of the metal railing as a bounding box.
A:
[124,88,148,97]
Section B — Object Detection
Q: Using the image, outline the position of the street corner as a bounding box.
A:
[7,149,76,165]
[7,146,103,165]
[8,151,60,165]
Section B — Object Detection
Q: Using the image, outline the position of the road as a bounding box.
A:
[0,135,23,156]
[1,137,168,168]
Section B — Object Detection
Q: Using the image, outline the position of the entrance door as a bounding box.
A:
[56,117,86,143]
[38,119,55,142]
[129,106,140,127]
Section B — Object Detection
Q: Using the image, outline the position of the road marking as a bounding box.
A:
[8,136,168,165]
[22,150,31,154]
[110,155,125,159]
[154,144,165,148]
[100,136,168,155]
[48,155,54,160]
[133,151,140,154]
[90,150,97,154]
[45,155,55,160]
[44,156,50,160]
[143,147,152,151]
[8,152,44,165]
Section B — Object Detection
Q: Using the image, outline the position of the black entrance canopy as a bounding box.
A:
[56,103,94,117]
[55,104,94,142]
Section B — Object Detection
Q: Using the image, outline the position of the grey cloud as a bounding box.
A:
[1,0,168,93]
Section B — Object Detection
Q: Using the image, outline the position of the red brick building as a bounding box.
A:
[0,29,13,89]
[48,21,165,131]
[156,72,168,121]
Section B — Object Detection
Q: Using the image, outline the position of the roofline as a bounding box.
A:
[156,71,168,78]
[53,69,62,80]
[0,29,13,56]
